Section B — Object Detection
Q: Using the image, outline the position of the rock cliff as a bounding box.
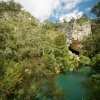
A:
[66,19,91,53]
[66,19,91,45]
[72,19,91,41]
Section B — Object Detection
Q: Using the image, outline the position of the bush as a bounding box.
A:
[79,55,91,65]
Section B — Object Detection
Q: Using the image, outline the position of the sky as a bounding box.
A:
[13,0,99,22]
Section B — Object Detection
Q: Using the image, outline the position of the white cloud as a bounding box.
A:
[59,10,83,22]
[14,0,62,22]
[14,0,87,22]
[61,0,82,10]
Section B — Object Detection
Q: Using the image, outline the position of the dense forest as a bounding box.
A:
[0,0,100,100]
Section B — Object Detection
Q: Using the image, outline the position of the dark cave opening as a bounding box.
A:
[69,46,79,56]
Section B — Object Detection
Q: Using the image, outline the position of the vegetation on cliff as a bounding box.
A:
[0,0,79,99]
[0,0,100,100]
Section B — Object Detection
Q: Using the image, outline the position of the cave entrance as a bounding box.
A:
[69,46,79,56]
[68,40,81,56]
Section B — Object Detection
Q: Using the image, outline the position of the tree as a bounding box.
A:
[0,0,22,13]
[92,2,100,17]
[82,34,100,58]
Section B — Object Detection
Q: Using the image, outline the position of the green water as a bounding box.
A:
[39,67,91,100]
[56,67,91,100]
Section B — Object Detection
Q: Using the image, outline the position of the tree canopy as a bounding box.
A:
[92,1,100,17]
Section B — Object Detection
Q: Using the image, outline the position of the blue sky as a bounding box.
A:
[14,0,99,22]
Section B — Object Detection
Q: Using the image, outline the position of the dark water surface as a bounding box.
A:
[56,72,88,100]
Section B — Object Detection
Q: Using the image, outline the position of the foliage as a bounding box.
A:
[79,55,91,65]
[0,0,22,14]
[2,0,99,99]
[91,18,100,34]
[91,54,100,71]
[86,74,100,100]
[83,19,100,58]
[91,1,100,17]
[54,34,70,72]
[0,1,73,99]
[82,2,100,100]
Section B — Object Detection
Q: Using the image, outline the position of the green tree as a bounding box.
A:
[54,34,69,72]
[86,74,100,100]
[0,0,22,14]
[82,34,100,58]
[92,1,100,17]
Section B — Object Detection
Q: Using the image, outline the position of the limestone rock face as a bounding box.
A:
[65,19,91,46]
[70,40,82,52]
[72,20,91,41]
[65,19,91,53]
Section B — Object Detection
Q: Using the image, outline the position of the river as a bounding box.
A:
[39,66,91,100]
[56,67,91,100]
[56,73,88,100]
